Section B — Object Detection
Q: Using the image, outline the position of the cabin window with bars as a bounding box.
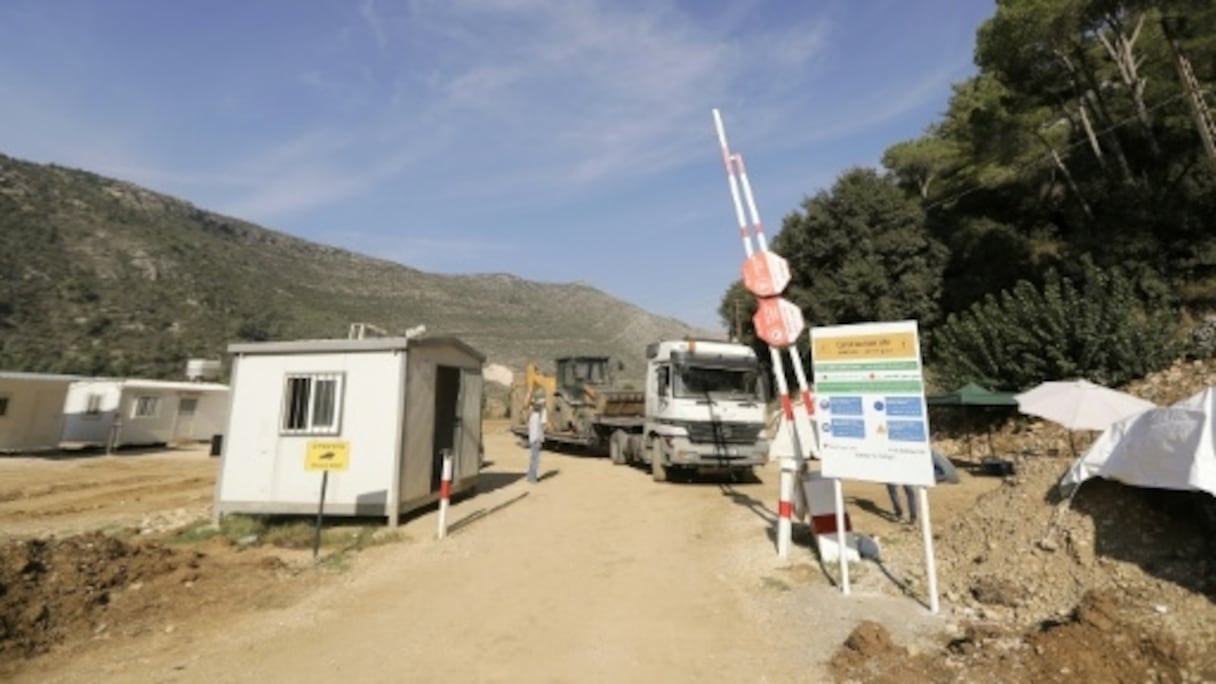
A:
[132,396,160,418]
[281,373,343,435]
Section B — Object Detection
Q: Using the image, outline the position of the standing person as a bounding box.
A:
[885,483,917,523]
[527,399,546,484]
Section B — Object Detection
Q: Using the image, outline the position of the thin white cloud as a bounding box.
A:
[223,169,366,220]
[788,60,972,149]
[767,23,831,66]
[0,0,972,228]
[103,165,257,191]
[359,0,387,51]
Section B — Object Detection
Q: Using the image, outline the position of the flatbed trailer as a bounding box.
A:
[510,415,643,450]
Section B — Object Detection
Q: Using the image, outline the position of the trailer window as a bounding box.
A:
[674,366,760,399]
[85,394,103,415]
[0,395,8,417]
[282,373,344,435]
[132,396,160,418]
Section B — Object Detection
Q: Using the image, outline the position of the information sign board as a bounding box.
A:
[810,320,934,487]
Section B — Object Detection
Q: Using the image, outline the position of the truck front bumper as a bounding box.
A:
[668,438,769,468]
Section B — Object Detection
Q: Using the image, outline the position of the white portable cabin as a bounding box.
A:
[61,378,230,448]
[0,371,80,453]
[214,336,485,525]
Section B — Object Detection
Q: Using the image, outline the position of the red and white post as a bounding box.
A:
[713,109,814,559]
[777,458,796,558]
[436,449,454,540]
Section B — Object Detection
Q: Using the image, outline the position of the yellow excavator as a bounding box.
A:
[510,355,644,451]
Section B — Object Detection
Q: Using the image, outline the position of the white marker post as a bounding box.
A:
[833,478,850,594]
[777,460,795,558]
[918,487,939,613]
[436,449,454,540]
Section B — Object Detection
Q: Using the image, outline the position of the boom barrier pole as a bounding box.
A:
[713,108,810,560]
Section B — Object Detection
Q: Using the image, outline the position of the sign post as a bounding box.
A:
[306,440,350,560]
[810,320,938,611]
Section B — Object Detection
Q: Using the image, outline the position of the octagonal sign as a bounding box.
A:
[742,251,791,298]
[753,296,805,348]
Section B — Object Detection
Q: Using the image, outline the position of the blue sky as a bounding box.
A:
[0,0,994,330]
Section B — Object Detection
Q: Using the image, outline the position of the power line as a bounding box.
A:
[917,91,1189,214]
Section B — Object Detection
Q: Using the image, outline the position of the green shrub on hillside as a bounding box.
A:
[930,259,1180,391]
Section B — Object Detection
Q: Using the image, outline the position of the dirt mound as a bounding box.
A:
[830,621,943,684]
[831,590,1200,682]
[947,460,1209,625]
[842,621,899,657]
[864,355,1216,678]
[875,454,1215,668]
[0,532,201,663]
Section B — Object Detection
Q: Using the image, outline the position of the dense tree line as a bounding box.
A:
[720,0,1216,390]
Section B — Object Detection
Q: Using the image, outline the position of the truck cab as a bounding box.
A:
[626,339,769,481]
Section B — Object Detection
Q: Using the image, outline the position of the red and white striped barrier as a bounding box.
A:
[436,449,454,540]
[776,459,797,558]
[802,471,859,563]
[713,110,819,558]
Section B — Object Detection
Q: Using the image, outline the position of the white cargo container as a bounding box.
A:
[61,378,230,448]
[0,371,80,453]
[214,336,485,525]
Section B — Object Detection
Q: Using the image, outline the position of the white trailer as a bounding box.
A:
[214,336,485,525]
[609,339,770,481]
[0,371,80,453]
[61,379,230,449]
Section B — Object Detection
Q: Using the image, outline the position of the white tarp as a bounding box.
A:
[1061,386,1216,497]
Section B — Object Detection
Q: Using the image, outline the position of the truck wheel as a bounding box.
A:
[609,430,628,465]
[650,438,667,482]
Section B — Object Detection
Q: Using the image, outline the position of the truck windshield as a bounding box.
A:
[673,365,760,399]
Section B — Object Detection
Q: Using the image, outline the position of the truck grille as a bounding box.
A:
[686,421,763,445]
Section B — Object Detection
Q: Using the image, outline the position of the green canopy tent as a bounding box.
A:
[926,382,1018,457]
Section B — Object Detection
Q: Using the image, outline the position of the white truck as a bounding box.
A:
[608,339,769,481]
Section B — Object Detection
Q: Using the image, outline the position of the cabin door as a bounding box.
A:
[173,396,199,443]
[430,366,462,493]
[457,370,483,478]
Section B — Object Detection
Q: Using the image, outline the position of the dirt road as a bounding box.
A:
[3,422,994,683]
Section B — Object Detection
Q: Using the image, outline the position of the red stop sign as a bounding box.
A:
[742,251,791,297]
[752,297,804,348]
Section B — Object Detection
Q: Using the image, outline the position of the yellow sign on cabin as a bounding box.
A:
[305,440,350,472]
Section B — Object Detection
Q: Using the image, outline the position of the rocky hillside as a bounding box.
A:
[0,154,710,379]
